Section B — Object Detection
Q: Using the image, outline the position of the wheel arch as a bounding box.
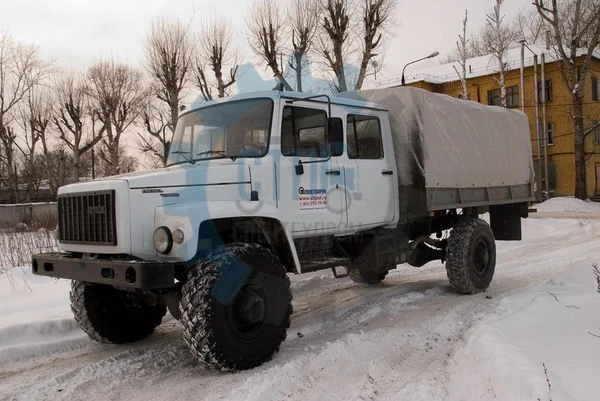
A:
[155,201,301,274]
[197,216,300,273]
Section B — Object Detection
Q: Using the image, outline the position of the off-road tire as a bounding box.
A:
[180,243,292,372]
[445,217,496,294]
[70,281,167,343]
[348,239,388,285]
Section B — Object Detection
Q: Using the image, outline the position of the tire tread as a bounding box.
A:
[180,243,292,372]
[445,217,496,294]
[70,281,166,344]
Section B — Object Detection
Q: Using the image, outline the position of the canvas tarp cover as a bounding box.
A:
[337,87,534,190]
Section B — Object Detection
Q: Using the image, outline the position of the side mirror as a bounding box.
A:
[162,124,174,164]
[329,117,344,157]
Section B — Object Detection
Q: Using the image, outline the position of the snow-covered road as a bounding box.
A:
[1,198,599,401]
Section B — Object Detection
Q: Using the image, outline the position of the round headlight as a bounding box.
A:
[172,228,185,245]
[153,226,173,254]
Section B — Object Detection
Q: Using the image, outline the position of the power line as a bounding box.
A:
[529,127,600,142]
[519,101,600,109]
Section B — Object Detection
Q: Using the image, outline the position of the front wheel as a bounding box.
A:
[445,217,496,294]
[180,243,292,372]
[70,281,166,343]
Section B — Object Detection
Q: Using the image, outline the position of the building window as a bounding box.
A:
[506,85,519,108]
[593,76,599,101]
[488,89,501,106]
[347,115,383,159]
[594,125,600,144]
[281,106,329,158]
[540,123,555,145]
[538,79,553,103]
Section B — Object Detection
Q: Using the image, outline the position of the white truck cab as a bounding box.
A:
[33,87,534,372]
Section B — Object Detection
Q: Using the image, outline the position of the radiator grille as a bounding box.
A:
[58,190,117,246]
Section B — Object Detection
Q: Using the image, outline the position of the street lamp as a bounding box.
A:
[401,51,440,86]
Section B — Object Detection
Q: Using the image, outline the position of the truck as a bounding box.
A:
[32,86,534,372]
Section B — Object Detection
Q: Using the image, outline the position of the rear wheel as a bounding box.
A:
[445,217,496,294]
[70,281,166,343]
[180,243,292,371]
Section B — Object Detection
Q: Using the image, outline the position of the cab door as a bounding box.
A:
[276,102,345,235]
[342,110,396,228]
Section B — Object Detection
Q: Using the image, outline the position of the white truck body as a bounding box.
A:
[33,87,534,371]
[51,87,533,274]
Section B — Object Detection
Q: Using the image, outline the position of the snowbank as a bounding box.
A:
[0,268,89,364]
[447,263,600,401]
[536,197,600,213]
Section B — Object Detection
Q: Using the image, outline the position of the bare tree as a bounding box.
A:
[355,0,397,90]
[136,98,171,167]
[194,16,240,100]
[38,146,77,197]
[441,31,486,64]
[287,0,320,91]
[318,0,352,93]
[97,149,138,177]
[452,10,470,100]
[481,0,517,107]
[247,0,293,90]
[534,0,600,199]
[143,17,193,162]
[87,60,149,176]
[17,85,54,201]
[0,126,17,200]
[513,6,547,44]
[53,71,104,180]
[469,34,488,58]
[0,33,53,202]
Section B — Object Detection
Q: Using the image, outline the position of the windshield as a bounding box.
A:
[167,98,274,166]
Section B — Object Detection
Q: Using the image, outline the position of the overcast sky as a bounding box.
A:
[1,0,528,89]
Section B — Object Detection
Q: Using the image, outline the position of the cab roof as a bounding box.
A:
[182,90,388,117]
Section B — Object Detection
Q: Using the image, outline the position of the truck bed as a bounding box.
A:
[338,87,535,213]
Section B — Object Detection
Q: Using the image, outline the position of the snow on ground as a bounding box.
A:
[445,263,600,401]
[536,196,600,214]
[0,197,599,400]
[0,269,89,366]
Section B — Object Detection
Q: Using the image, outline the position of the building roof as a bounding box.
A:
[384,45,600,86]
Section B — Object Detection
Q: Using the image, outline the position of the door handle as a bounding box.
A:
[382,170,394,176]
[295,160,304,175]
[326,170,341,176]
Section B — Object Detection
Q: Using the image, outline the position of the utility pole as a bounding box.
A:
[92,147,96,180]
[541,53,549,197]
[519,39,526,113]
[533,55,542,198]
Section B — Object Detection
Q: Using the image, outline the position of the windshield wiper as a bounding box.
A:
[196,150,237,161]
[196,150,226,157]
[170,151,195,165]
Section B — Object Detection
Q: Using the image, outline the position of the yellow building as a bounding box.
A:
[401,45,600,199]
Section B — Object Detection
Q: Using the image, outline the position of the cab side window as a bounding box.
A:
[347,115,383,159]
[281,106,329,158]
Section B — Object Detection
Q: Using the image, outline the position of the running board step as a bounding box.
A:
[299,255,350,274]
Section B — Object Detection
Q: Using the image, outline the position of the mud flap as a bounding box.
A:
[489,203,523,241]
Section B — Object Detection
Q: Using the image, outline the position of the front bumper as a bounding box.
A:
[32,253,176,289]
